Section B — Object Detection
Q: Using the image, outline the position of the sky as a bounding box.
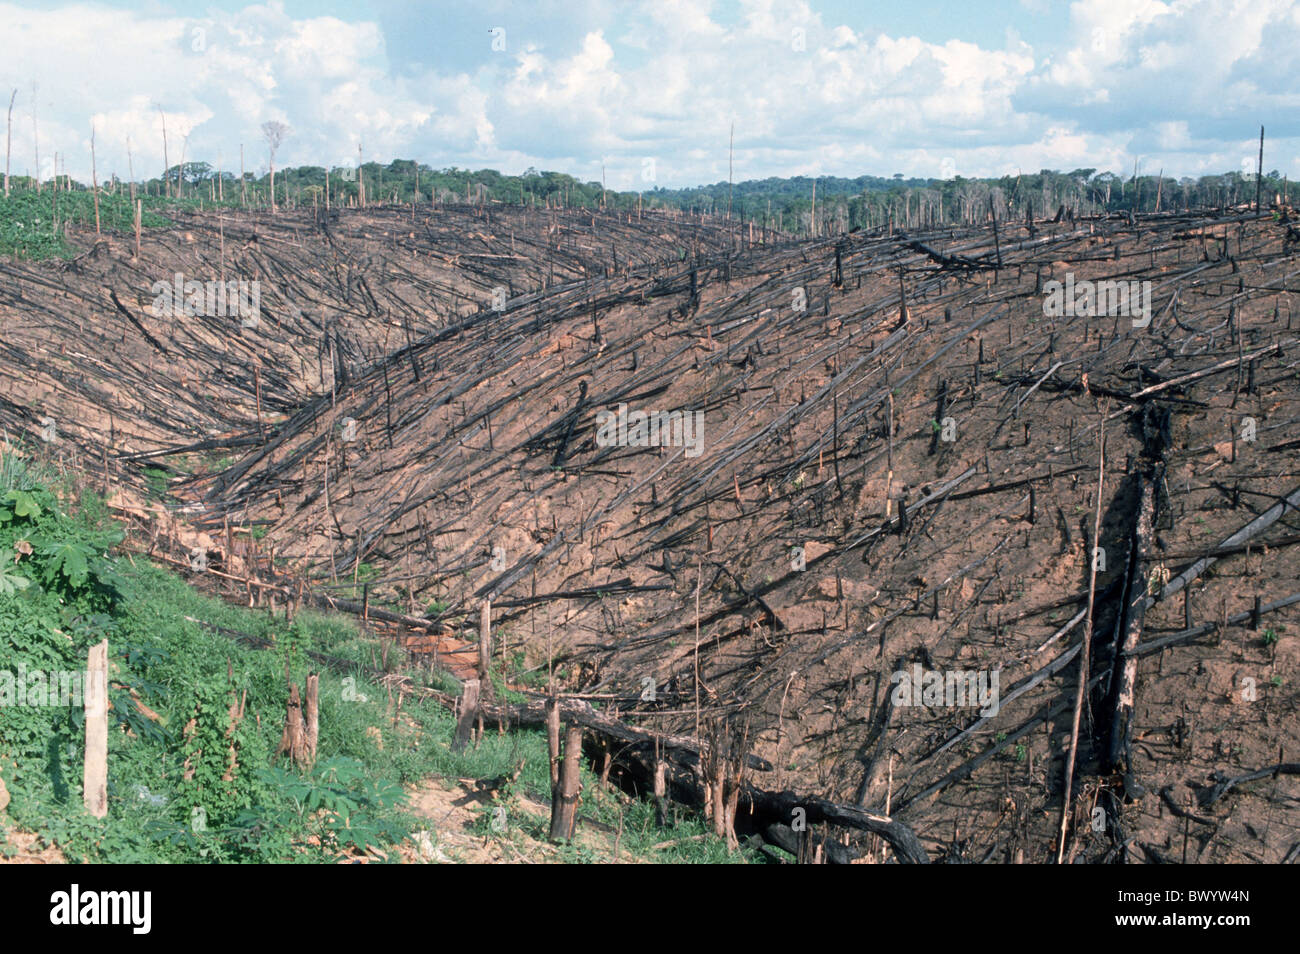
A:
[1,0,1297,190]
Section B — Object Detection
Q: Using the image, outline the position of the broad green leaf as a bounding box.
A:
[0,553,30,596]
[6,490,41,519]
[39,539,94,588]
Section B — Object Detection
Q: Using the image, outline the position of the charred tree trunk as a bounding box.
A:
[550,722,583,842]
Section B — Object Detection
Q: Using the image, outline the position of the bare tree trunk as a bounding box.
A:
[126,136,135,203]
[31,85,40,194]
[90,125,100,235]
[550,722,583,841]
[452,678,480,751]
[178,133,188,199]
[810,178,816,237]
[727,122,733,220]
[304,673,319,765]
[1256,125,1265,216]
[275,668,320,769]
[1057,413,1106,862]
[653,750,668,827]
[479,599,491,679]
[545,694,561,788]
[157,105,169,198]
[1108,469,1157,774]
[4,88,14,197]
[357,143,365,208]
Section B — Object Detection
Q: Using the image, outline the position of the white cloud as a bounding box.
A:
[0,0,1293,188]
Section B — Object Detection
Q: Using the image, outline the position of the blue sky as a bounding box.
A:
[2,0,1297,189]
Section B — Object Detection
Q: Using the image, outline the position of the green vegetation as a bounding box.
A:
[0,446,747,863]
[4,157,1293,261]
[0,189,171,259]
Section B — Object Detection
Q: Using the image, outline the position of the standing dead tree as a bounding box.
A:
[156,104,169,198]
[275,666,319,769]
[548,697,584,842]
[4,88,14,197]
[1057,406,1105,862]
[262,121,289,213]
[30,83,40,194]
[126,135,135,202]
[90,125,100,236]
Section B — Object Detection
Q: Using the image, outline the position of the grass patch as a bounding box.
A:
[0,446,740,863]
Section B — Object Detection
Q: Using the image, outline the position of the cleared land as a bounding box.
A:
[3,202,1297,862]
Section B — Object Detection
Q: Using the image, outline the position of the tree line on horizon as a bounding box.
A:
[2,153,1292,239]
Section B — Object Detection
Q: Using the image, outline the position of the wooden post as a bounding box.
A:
[84,640,109,818]
[452,679,480,751]
[550,722,583,842]
[479,599,491,679]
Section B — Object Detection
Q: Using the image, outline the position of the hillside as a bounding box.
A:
[2,198,1298,863]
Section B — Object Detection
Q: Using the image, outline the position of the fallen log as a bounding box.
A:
[763,823,860,864]
[752,790,929,864]
[1106,464,1159,777]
